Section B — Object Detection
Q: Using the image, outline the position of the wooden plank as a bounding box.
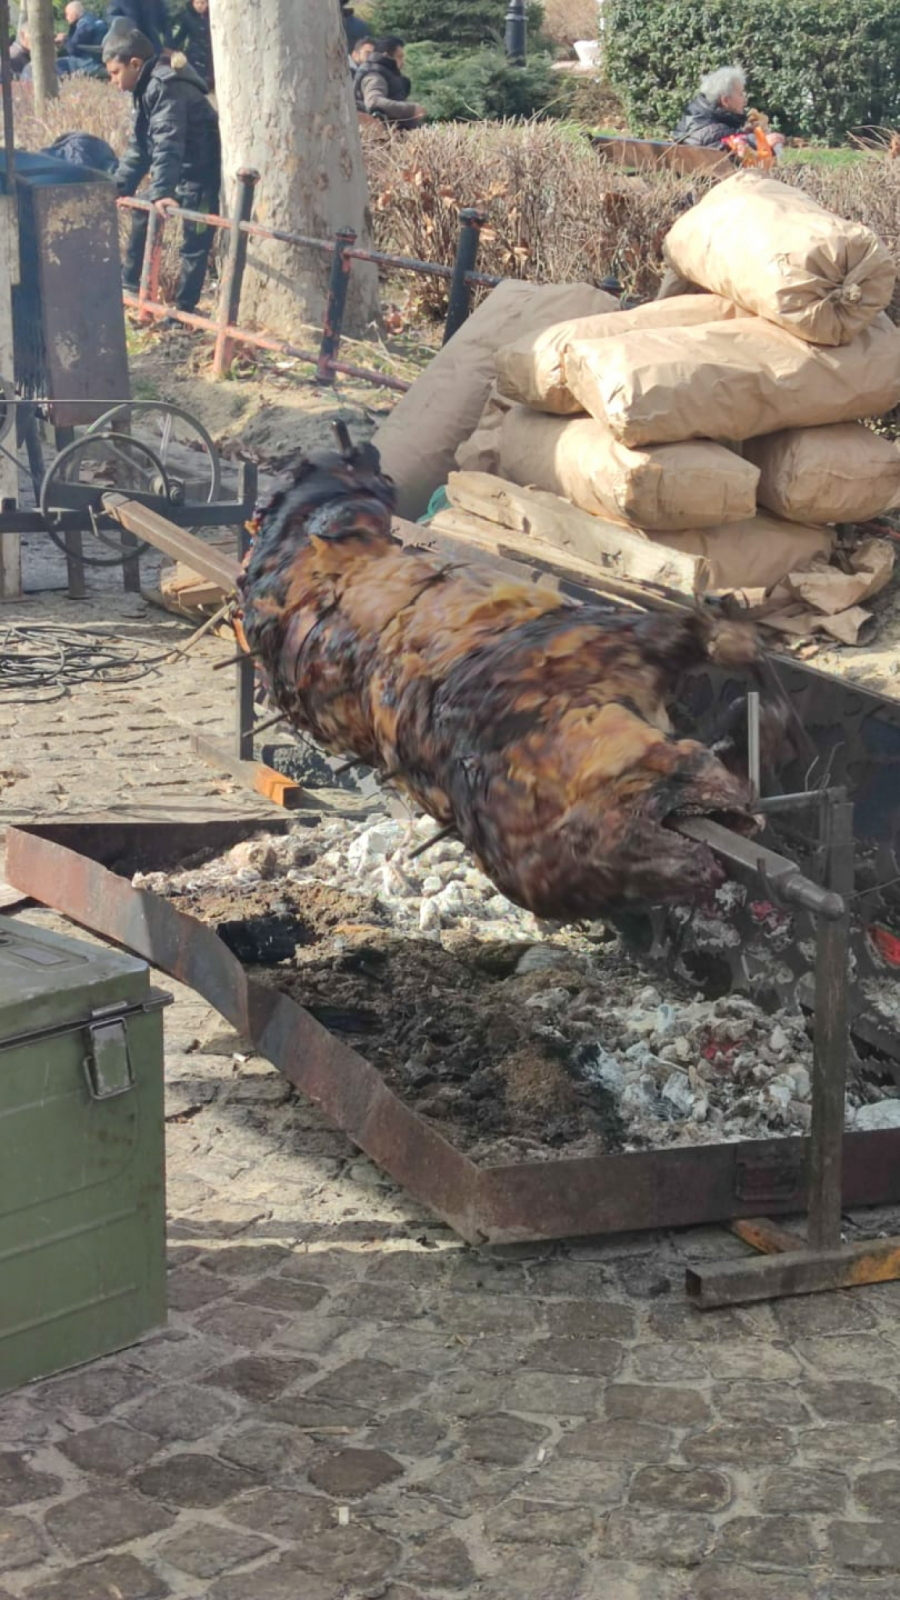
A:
[446,471,706,595]
[592,134,732,178]
[428,506,687,615]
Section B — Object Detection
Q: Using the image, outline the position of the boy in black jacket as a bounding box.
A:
[104,26,220,314]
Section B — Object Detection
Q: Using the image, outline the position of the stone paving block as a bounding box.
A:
[689,1565,814,1600]
[759,1466,848,1515]
[524,1457,627,1508]
[425,1292,540,1337]
[0,1453,63,1507]
[794,1336,898,1379]
[201,1355,316,1403]
[22,1553,169,1600]
[156,1523,275,1578]
[327,1283,422,1325]
[217,1422,315,1479]
[419,1462,527,1518]
[713,1515,820,1567]
[232,1276,328,1313]
[165,1267,231,1312]
[124,1384,240,1443]
[628,1342,711,1384]
[270,1525,400,1586]
[38,1367,148,1419]
[496,1370,607,1417]
[227,1488,335,1539]
[271,1315,355,1358]
[264,1396,368,1432]
[527,1259,617,1299]
[365,1408,449,1459]
[363,1250,458,1289]
[830,1583,900,1599]
[680,1422,794,1466]
[460,1412,549,1466]
[558,1420,672,1465]
[191,1302,292,1346]
[709,1381,810,1426]
[773,1291,878,1338]
[645,1304,754,1343]
[303,1358,428,1410]
[489,1496,595,1546]
[398,1535,477,1590]
[0,1510,46,1572]
[604,1384,710,1426]
[801,1420,900,1468]
[56,1424,159,1477]
[545,1300,637,1340]
[470,1545,586,1600]
[208,1559,343,1600]
[310,1447,404,1498]
[829,1520,900,1571]
[0,1397,62,1449]
[628,1465,732,1514]
[598,1509,713,1567]
[805,1381,900,1422]
[133,1452,258,1507]
[43,1489,175,1560]
[854,1469,900,1519]
[523,1337,624,1378]
[282,1249,365,1285]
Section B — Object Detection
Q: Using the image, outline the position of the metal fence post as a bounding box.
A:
[138,205,163,324]
[213,168,260,378]
[443,209,487,345]
[505,0,527,64]
[316,227,357,385]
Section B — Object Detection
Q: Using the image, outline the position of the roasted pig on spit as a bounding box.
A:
[239,432,777,919]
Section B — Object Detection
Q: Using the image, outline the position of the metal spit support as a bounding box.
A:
[681,789,900,1307]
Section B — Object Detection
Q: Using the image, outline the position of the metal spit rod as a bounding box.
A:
[673,814,845,920]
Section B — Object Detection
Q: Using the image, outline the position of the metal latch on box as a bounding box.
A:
[83,1018,134,1100]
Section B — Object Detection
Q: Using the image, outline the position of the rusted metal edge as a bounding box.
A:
[5,825,482,1244]
[7,820,900,1247]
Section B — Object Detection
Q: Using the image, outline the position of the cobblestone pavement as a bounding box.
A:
[2,575,900,1600]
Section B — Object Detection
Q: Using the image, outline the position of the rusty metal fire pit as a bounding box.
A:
[7,817,900,1248]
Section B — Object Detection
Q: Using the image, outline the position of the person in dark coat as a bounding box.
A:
[673,65,784,154]
[56,2,107,57]
[341,1,370,51]
[104,26,220,314]
[106,0,171,54]
[171,0,213,92]
[356,36,426,127]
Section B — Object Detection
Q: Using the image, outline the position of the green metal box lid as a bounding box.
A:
[0,916,149,1044]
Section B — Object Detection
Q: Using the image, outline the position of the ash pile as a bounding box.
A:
[136,815,900,1162]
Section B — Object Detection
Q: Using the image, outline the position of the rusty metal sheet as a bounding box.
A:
[29,182,130,426]
[7,820,900,1246]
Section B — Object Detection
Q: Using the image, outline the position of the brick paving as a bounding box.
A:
[1,565,900,1599]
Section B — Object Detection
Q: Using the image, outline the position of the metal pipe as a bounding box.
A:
[747,690,760,799]
[504,0,527,64]
[444,210,487,344]
[673,815,846,920]
[213,167,259,379]
[808,793,854,1251]
[137,206,163,325]
[0,0,17,204]
[317,227,356,385]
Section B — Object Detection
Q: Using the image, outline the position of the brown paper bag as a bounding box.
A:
[564,315,900,448]
[497,406,759,531]
[372,280,616,520]
[744,423,900,524]
[454,384,513,475]
[655,516,834,591]
[663,172,895,346]
[495,292,739,415]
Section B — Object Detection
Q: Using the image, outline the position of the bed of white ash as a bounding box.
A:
[134,812,900,1160]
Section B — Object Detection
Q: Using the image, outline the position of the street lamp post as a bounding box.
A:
[504,0,526,65]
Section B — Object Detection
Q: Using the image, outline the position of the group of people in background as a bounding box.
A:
[341,1,426,129]
[7,0,213,94]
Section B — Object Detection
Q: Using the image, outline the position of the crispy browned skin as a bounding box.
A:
[240,443,764,918]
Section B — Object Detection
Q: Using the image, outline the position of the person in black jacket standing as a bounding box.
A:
[356,37,426,127]
[172,0,214,92]
[106,0,171,57]
[104,26,221,314]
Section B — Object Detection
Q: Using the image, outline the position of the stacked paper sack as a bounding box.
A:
[463,173,900,642]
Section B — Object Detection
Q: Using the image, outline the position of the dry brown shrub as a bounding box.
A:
[365,121,699,313]
[541,0,600,48]
[10,76,131,153]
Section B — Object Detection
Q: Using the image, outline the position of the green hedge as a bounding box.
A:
[369,0,544,50]
[604,0,900,144]
[403,41,565,121]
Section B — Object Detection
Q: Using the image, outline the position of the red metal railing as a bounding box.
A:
[119,172,499,391]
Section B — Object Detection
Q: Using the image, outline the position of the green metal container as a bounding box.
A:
[0,915,167,1393]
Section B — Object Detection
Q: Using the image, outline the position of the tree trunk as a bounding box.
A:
[209,0,378,338]
[27,0,58,115]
